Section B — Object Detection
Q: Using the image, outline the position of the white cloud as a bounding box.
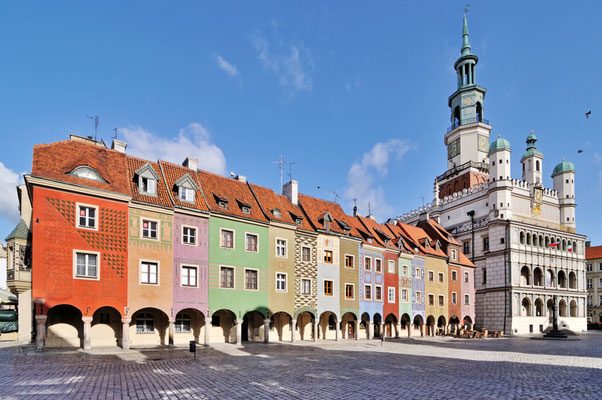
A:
[120,122,227,175]
[0,162,24,227]
[344,139,412,221]
[251,31,314,93]
[216,55,238,77]
[593,152,602,165]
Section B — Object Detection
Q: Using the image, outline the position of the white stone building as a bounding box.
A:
[395,16,587,335]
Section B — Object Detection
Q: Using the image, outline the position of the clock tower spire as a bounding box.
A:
[437,13,492,199]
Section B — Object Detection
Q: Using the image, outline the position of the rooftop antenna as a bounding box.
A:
[113,127,118,140]
[87,115,99,141]
[368,202,371,216]
[272,155,284,188]
[288,161,296,181]
[353,198,358,216]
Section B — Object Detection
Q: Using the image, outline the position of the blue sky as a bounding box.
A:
[1,1,601,243]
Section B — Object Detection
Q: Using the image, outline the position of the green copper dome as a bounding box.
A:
[552,159,575,176]
[526,133,537,142]
[489,136,511,153]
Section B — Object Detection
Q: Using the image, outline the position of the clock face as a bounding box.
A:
[534,187,543,203]
[448,139,460,159]
[464,98,472,106]
[478,135,489,152]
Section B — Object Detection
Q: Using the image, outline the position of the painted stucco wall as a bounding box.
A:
[383,251,398,320]
[208,216,269,319]
[172,213,209,316]
[359,247,384,321]
[412,257,426,321]
[398,256,413,319]
[424,256,449,323]
[127,207,173,318]
[294,232,318,317]
[460,265,475,324]
[339,238,360,319]
[448,264,462,322]
[268,224,296,317]
[316,234,340,319]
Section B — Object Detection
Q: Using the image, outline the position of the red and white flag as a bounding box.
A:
[549,241,559,248]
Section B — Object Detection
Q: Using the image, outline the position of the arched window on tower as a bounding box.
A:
[453,107,461,129]
[536,160,540,172]
[476,102,483,123]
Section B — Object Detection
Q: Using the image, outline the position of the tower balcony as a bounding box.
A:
[7,268,32,293]
[447,117,490,133]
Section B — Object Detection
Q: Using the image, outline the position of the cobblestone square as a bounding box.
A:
[1,332,602,400]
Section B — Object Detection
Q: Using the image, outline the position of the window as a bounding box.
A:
[464,272,469,283]
[245,269,258,290]
[221,229,234,249]
[402,265,408,276]
[438,272,444,283]
[428,294,435,306]
[345,284,354,299]
[483,236,489,251]
[438,294,445,307]
[324,250,333,263]
[245,233,258,252]
[324,280,333,296]
[388,287,395,303]
[364,257,372,271]
[375,259,382,272]
[182,226,196,245]
[301,278,311,295]
[175,313,191,333]
[415,291,422,304]
[599,278,602,289]
[482,269,487,284]
[219,201,228,210]
[220,266,234,288]
[452,292,457,304]
[142,220,158,239]
[242,206,250,214]
[464,294,470,305]
[375,286,382,301]
[388,260,395,273]
[74,252,98,279]
[77,205,97,229]
[276,239,287,258]
[140,177,156,195]
[587,279,592,289]
[136,313,154,334]
[587,296,592,306]
[452,271,457,281]
[586,263,593,272]
[345,255,354,268]
[70,166,104,182]
[181,266,197,287]
[179,186,194,202]
[364,285,372,300]
[450,249,457,261]
[428,271,434,282]
[401,289,408,302]
[140,261,158,284]
[302,247,311,262]
[463,241,471,254]
[272,209,281,218]
[415,268,421,279]
[276,273,287,292]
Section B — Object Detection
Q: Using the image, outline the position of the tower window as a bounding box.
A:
[536,160,540,172]
[476,102,483,122]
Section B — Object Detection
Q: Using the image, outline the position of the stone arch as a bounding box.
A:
[174,308,206,345]
[295,311,315,341]
[426,315,436,336]
[520,266,531,286]
[558,270,567,289]
[384,313,398,338]
[520,231,525,244]
[91,306,122,347]
[318,311,338,340]
[462,315,473,330]
[533,267,543,287]
[534,298,544,317]
[210,309,237,343]
[130,307,170,347]
[526,233,532,246]
[373,313,383,338]
[559,299,568,317]
[270,311,293,342]
[437,315,447,335]
[341,312,358,339]
[568,271,577,289]
[242,311,265,342]
[448,315,460,334]
[521,297,532,317]
[545,269,555,287]
[570,300,578,317]
[46,304,83,348]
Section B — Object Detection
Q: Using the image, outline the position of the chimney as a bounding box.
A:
[234,175,247,183]
[282,180,298,205]
[111,139,127,153]
[586,241,591,248]
[368,215,376,221]
[419,211,429,222]
[182,157,198,171]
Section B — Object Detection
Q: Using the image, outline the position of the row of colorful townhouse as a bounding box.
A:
[19,135,475,350]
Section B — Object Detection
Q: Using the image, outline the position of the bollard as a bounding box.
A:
[189,340,197,359]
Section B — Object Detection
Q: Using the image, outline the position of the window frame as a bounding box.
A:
[139,260,159,285]
[375,285,383,301]
[244,268,258,290]
[220,228,235,249]
[72,250,100,280]
[451,270,457,281]
[388,260,395,274]
[136,312,155,334]
[364,256,372,271]
[323,250,333,264]
[345,283,355,300]
[139,176,157,196]
[415,290,422,304]
[180,265,198,288]
[375,258,382,272]
[323,280,334,296]
[344,254,355,269]
[276,272,288,292]
[464,294,470,305]
[402,265,408,276]
[245,232,259,253]
[181,225,197,246]
[438,294,445,307]
[75,203,99,231]
[401,288,409,303]
[364,284,372,300]
[388,287,395,303]
[301,246,311,262]
[428,293,435,306]
[220,266,235,289]
[178,186,195,203]
[428,270,434,282]
[301,278,312,295]
[438,272,445,283]
[452,291,457,305]
[140,217,160,240]
[275,238,288,258]
[175,313,191,333]
[464,271,469,283]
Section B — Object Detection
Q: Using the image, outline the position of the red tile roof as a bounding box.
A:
[356,216,398,250]
[298,194,360,238]
[396,222,447,258]
[158,161,209,212]
[31,139,130,195]
[586,245,602,260]
[417,218,474,267]
[196,171,267,223]
[274,193,316,232]
[383,223,420,254]
[126,156,173,208]
[249,184,295,224]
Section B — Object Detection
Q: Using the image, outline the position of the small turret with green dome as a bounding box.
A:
[520,130,544,185]
[552,159,576,177]
[488,134,511,153]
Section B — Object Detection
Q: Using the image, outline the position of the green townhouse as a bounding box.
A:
[197,171,270,344]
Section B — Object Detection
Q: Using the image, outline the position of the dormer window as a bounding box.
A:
[236,200,252,214]
[214,193,229,210]
[367,237,373,244]
[242,206,250,214]
[174,173,199,203]
[324,221,330,230]
[135,163,160,196]
[295,218,302,225]
[179,187,194,202]
[384,239,390,245]
[272,209,281,218]
[68,166,107,183]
